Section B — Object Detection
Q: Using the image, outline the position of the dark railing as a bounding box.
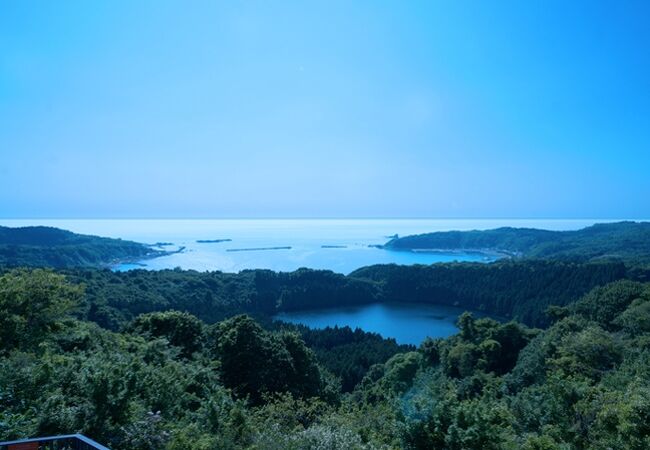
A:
[0,434,110,450]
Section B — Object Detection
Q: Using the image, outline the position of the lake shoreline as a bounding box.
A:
[273,301,504,345]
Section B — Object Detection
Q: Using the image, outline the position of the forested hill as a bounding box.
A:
[0,226,161,268]
[2,268,650,449]
[384,221,650,262]
[62,260,637,330]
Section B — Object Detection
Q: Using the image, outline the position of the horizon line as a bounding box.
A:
[0,217,646,222]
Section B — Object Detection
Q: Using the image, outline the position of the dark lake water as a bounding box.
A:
[274,302,496,345]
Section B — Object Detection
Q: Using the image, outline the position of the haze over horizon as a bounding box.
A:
[2,1,649,219]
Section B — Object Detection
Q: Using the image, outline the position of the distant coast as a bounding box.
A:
[383,222,650,263]
[408,247,511,259]
[109,245,186,269]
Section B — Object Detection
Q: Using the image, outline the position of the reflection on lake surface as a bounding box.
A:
[275,302,497,345]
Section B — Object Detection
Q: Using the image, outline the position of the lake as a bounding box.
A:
[0,218,609,274]
[275,302,499,345]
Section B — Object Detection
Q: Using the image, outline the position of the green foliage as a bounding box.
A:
[419,337,443,365]
[572,280,649,329]
[386,221,650,263]
[0,269,82,353]
[57,259,631,333]
[352,259,627,326]
[210,315,331,404]
[65,267,379,330]
[386,226,557,254]
[613,298,650,336]
[378,352,423,394]
[400,376,515,450]
[275,268,380,311]
[0,226,160,268]
[128,310,205,357]
[549,325,622,379]
[441,313,537,378]
[444,341,480,378]
[284,323,413,391]
[3,269,650,449]
[118,411,169,450]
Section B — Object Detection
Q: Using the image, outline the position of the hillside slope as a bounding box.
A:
[385,221,650,262]
[0,226,161,268]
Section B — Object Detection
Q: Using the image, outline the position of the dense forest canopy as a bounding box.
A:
[3,222,650,448]
[351,260,635,327]
[385,221,650,262]
[0,226,161,268]
[2,269,650,449]
[58,259,636,330]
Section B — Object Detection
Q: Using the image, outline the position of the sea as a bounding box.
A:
[0,218,620,343]
[0,218,614,274]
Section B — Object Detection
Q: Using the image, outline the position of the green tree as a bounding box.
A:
[613,299,650,336]
[210,315,328,404]
[550,326,622,379]
[573,280,647,329]
[0,269,81,353]
[128,310,205,357]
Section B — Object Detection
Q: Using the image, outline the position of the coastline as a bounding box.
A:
[382,246,516,260]
[108,245,186,270]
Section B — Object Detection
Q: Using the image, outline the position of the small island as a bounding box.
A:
[196,239,232,243]
[226,246,292,252]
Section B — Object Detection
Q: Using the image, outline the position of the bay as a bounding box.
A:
[0,218,610,274]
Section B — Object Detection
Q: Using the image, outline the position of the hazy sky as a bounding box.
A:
[1,0,649,218]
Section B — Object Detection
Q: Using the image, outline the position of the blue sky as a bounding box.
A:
[1,0,648,218]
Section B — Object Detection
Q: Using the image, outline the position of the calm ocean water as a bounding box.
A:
[1,218,613,274]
